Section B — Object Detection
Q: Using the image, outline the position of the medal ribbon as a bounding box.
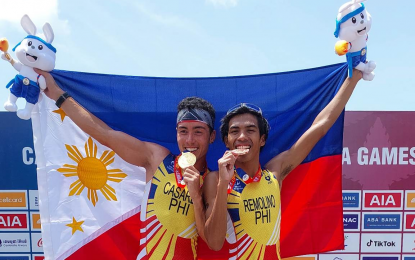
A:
[227,165,262,194]
[173,154,208,188]
[243,165,262,184]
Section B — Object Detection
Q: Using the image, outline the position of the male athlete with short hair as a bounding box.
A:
[203,70,362,259]
[36,69,216,259]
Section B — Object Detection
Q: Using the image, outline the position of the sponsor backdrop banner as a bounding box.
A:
[0,111,415,259]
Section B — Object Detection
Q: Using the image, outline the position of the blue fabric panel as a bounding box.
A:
[51,63,348,170]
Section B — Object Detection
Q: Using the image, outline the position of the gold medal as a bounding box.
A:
[23,78,30,86]
[232,149,249,155]
[178,152,196,169]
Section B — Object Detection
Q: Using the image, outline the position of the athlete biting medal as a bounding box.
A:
[175,106,215,188]
[178,151,197,185]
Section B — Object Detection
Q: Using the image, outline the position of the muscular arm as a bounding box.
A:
[182,166,207,241]
[266,70,362,182]
[204,151,237,250]
[36,69,170,181]
[193,189,206,241]
[203,171,228,251]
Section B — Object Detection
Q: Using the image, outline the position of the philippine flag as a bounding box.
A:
[32,63,347,259]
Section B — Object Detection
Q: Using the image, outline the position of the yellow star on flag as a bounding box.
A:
[66,217,85,235]
[53,108,67,122]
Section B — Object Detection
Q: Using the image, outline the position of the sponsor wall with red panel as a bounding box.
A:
[0,111,414,260]
[311,112,415,260]
[0,114,40,260]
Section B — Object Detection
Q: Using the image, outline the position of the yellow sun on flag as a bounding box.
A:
[57,137,127,206]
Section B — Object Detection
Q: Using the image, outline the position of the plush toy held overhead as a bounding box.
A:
[334,0,375,81]
[1,14,56,120]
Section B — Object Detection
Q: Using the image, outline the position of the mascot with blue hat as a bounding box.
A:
[1,15,57,120]
[334,0,376,81]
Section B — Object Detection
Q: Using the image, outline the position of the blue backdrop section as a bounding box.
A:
[51,63,348,170]
[0,113,37,189]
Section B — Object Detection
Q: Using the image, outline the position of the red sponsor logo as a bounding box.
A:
[406,214,415,230]
[0,213,28,229]
[34,257,45,260]
[37,238,43,247]
[364,192,402,208]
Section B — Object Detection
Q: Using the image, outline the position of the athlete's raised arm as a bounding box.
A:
[35,69,169,181]
[266,70,362,183]
[203,151,239,250]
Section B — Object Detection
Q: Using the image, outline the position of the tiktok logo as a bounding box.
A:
[366,239,396,247]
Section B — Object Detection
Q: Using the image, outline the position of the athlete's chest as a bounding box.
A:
[227,171,281,242]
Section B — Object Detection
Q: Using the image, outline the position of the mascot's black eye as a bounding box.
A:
[352,17,357,24]
[38,45,43,50]
[360,13,364,19]
[28,41,32,46]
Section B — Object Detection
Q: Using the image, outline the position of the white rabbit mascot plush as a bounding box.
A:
[334,0,376,81]
[1,14,56,120]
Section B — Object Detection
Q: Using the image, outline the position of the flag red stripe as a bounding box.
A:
[280,154,344,258]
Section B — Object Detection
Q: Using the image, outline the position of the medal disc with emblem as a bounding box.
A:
[178,152,196,169]
[23,78,30,85]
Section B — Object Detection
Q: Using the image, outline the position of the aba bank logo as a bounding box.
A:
[0,213,28,230]
[343,191,361,209]
[363,213,401,231]
[343,213,359,230]
[363,191,403,210]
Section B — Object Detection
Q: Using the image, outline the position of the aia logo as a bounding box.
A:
[37,238,43,247]
[363,191,403,210]
[0,213,28,230]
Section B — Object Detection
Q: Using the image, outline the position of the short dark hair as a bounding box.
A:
[177,97,216,132]
[220,106,270,147]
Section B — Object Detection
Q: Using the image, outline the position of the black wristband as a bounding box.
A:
[55,92,71,108]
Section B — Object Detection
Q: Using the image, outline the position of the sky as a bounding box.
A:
[0,0,414,111]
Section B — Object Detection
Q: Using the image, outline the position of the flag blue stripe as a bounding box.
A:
[51,63,347,170]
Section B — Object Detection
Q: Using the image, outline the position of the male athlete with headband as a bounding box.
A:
[36,69,216,260]
[202,70,362,259]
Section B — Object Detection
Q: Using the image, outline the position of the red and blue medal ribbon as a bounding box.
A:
[227,165,262,194]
